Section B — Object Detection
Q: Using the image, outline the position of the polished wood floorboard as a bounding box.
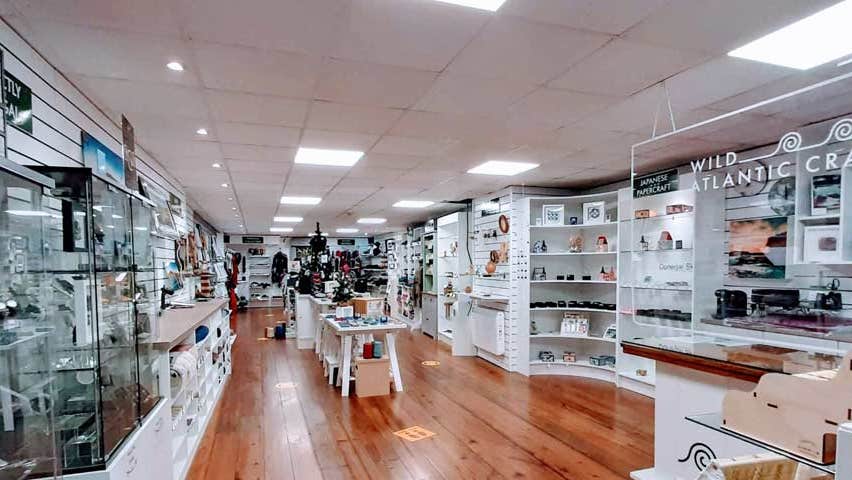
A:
[186,308,654,479]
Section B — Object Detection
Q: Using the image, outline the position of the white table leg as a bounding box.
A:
[341,335,353,397]
[336,336,344,387]
[386,333,403,392]
[314,320,323,358]
[0,388,13,432]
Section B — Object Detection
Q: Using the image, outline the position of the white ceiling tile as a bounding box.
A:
[220,144,296,162]
[624,0,838,54]
[359,153,425,169]
[334,0,489,71]
[509,88,621,127]
[194,41,322,99]
[549,39,710,96]
[447,16,612,84]
[344,165,407,181]
[576,84,666,134]
[10,0,183,36]
[372,136,457,157]
[227,159,291,175]
[502,0,668,35]
[300,129,379,151]
[216,122,301,148]
[206,90,309,127]
[315,58,438,109]
[141,139,221,160]
[70,74,208,118]
[180,0,348,57]
[306,101,403,135]
[415,73,536,116]
[125,113,216,143]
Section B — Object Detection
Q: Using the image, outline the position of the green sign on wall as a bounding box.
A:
[3,72,32,134]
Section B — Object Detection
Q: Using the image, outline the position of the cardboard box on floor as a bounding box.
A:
[353,297,383,316]
[355,356,390,397]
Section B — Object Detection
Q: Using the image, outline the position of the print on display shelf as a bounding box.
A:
[728,217,788,279]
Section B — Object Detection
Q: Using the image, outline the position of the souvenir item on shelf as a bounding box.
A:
[803,225,840,263]
[605,208,616,223]
[599,266,607,281]
[563,351,576,363]
[581,275,591,281]
[557,300,566,308]
[566,274,575,281]
[485,250,498,274]
[532,240,548,253]
[532,267,546,281]
[542,204,565,226]
[603,324,617,339]
[583,201,605,225]
[665,204,694,215]
[561,314,589,336]
[568,234,584,253]
[815,291,842,310]
[675,240,683,249]
[530,320,539,335]
[589,355,616,367]
[449,241,458,256]
[603,303,616,311]
[538,351,555,362]
[658,231,673,250]
[636,369,648,377]
[595,235,608,252]
[498,214,510,233]
[639,235,649,251]
[811,174,841,215]
[556,275,565,280]
[498,242,509,263]
[634,209,651,219]
[569,216,578,225]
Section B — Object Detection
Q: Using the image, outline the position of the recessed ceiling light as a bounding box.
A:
[336,228,359,233]
[231,207,237,210]
[433,0,507,12]
[294,147,364,167]
[227,197,233,201]
[728,1,852,69]
[196,128,208,136]
[166,61,184,71]
[280,196,321,205]
[274,216,303,223]
[221,183,229,188]
[393,200,435,209]
[357,218,387,224]
[270,227,293,233]
[467,160,539,176]
[212,163,221,169]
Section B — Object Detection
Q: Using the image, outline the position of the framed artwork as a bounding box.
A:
[811,174,841,215]
[385,239,396,253]
[141,178,178,239]
[583,201,605,225]
[542,204,564,226]
[803,225,840,264]
[82,131,124,185]
[168,192,184,222]
[163,260,184,292]
[728,217,788,279]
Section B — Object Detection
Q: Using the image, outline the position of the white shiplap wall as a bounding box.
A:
[0,19,213,301]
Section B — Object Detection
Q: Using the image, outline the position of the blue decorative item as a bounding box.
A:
[195,325,209,343]
[372,340,383,358]
[274,325,285,339]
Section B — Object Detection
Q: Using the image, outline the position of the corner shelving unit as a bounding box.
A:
[521,192,620,382]
[436,212,472,351]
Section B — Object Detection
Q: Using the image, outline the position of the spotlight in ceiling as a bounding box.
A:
[280,196,322,205]
[196,127,208,135]
[728,0,852,69]
[433,0,507,12]
[274,216,303,223]
[221,183,229,188]
[336,228,359,234]
[166,61,184,71]
[393,200,435,209]
[211,163,221,169]
[270,227,293,233]
[294,147,364,167]
[357,218,387,224]
[467,160,539,176]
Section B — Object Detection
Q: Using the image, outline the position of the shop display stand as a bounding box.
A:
[617,185,696,397]
[436,212,473,352]
[521,192,619,382]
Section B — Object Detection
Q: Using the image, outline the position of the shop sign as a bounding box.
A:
[337,239,355,245]
[690,117,852,192]
[4,72,32,134]
[633,169,679,198]
[242,236,264,244]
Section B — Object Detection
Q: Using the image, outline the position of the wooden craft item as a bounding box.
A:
[721,351,852,464]
[498,214,510,234]
[498,242,509,263]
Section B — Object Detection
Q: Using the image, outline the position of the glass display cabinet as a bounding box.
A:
[0,158,61,479]
[35,167,160,474]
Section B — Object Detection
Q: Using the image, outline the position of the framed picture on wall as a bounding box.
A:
[803,225,840,264]
[542,204,564,226]
[811,174,841,215]
[141,177,178,239]
[82,131,125,185]
[727,217,788,279]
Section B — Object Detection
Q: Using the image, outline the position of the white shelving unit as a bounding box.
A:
[436,212,473,353]
[226,242,285,308]
[520,192,620,381]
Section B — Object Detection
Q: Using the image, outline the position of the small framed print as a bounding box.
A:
[811,174,841,215]
[803,225,840,264]
[583,201,605,225]
[542,204,564,226]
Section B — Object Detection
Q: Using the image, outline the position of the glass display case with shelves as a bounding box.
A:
[35,166,161,474]
[0,158,61,479]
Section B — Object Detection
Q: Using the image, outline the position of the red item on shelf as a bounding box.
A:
[362,342,373,359]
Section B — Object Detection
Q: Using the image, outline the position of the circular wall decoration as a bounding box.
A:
[733,160,768,197]
[498,214,509,234]
[768,176,796,216]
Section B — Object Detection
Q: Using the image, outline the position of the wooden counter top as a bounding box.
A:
[151,298,229,350]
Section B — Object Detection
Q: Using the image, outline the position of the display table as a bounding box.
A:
[622,335,851,480]
[322,315,408,397]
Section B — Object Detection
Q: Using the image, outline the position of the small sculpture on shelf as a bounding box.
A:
[595,235,608,252]
[658,230,673,250]
[639,235,649,251]
[532,240,548,253]
[568,234,583,253]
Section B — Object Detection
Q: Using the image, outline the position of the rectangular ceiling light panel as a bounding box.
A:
[280,196,322,205]
[433,0,507,12]
[357,218,387,224]
[467,160,539,176]
[295,147,364,166]
[728,0,852,69]
[274,216,303,222]
[393,200,435,208]
[336,228,359,233]
[270,227,294,233]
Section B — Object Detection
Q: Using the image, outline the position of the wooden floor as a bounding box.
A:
[186,308,654,480]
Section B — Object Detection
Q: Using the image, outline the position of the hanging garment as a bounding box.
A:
[271,251,288,285]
